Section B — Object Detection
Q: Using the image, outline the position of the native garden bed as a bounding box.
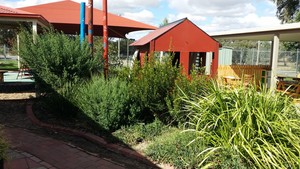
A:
[19,28,300,169]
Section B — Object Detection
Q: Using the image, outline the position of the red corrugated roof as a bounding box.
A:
[0,5,49,26]
[130,18,186,46]
[0,5,32,14]
[18,0,156,37]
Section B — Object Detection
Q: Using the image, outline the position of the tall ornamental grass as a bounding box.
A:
[182,84,300,168]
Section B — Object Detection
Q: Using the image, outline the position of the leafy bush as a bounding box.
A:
[19,28,101,116]
[113,119,167,145]
[145,129,205,169]
[72,76,136,131]
[129,56,180,122]
[167,71,214,125]
[19,28,101,93]
[183,84,300,168]
[211,149,249,169]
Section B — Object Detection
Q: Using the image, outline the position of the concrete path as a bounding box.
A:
[4,128,125,169]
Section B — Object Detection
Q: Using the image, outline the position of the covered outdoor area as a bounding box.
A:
[18,0,156,38]
[1,1,157,83]
[211,22,300,90]
[0,5,49,84]
[0,5,49,37]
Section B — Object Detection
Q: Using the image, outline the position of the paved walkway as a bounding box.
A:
[3,128,125,169]
[5,148,57,169]
[0,100,160,169]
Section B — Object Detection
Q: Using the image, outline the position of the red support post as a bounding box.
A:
[87,0,93,54]
[103,0,108,79]
[180,52,190,75]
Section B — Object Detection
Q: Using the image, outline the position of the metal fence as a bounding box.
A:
[221,48,300,76]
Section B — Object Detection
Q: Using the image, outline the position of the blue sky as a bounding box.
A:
[1,0,281,39]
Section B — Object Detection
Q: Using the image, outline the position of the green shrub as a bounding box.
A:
[183,84,300,168]
[113,119,167,145]
[129,56,180,122]
[167,71,214,125]
[211,149,249,169]
[73,76,135,131]
[145,129,205,169]
[19,28,101,93]
[19,28,101,116]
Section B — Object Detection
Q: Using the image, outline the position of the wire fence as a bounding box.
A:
[226,49,300,76]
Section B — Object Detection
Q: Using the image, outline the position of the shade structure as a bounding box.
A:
[210,22,300,42]
[211,22,300,90]
[0,5,48,28]
[18,0,156,38]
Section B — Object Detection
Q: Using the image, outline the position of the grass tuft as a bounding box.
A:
[182,83,300,168]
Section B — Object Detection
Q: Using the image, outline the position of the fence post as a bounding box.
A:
[240,49,243,65]
[252,48,255,65]
[256,41,260,65]
[296,49,299,76]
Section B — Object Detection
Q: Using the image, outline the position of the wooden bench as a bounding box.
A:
[223,74,254,87]
[223,76,241,86]
[276,76,300,98]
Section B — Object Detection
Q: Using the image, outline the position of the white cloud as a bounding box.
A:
[107,0,161,14]
[263,0,278,16]
[1,0,57,8]
[122,10,155,25]
[201,14,281,33]
[168,13,206,23]
[167,0,255,17]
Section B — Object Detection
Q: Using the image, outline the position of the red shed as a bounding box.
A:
[131,18,219,76]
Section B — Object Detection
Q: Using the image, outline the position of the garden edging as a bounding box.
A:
[25,101,152,165]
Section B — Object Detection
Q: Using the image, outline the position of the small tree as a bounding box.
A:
[159,17,169,27]
[271,0,300,23]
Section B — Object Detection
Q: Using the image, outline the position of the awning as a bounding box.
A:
[19,0,157,38]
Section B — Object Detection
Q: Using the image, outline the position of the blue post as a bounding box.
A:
[80,2,86,44]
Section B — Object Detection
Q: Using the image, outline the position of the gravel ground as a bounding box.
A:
[0,93,36,100]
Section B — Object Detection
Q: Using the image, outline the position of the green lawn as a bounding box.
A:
[0,59,18,71]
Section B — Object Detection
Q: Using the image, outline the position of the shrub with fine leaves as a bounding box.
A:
[73,76,136,131]
[19,28,101,116]
[19,28,101,93]
[129,55,180,122]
